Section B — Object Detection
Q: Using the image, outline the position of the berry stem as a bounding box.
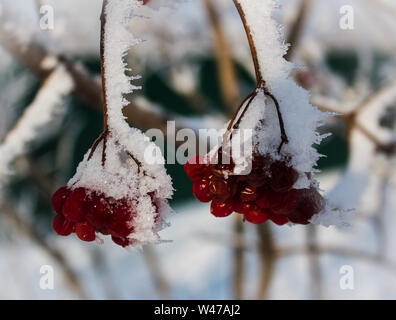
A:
[231,0,289,153]
[232,0,262,84]
[87,0,110,166]
[100,0,109,133]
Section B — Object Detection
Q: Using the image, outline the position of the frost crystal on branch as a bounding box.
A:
[186,0,347,227]
[52,0,173,247]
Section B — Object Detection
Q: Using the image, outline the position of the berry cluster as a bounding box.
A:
[185,150,324,225]
[51,186,145,247]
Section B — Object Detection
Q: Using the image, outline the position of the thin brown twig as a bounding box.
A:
[142,245,170,299]
[284,0,312,61]
[230,1,289,153]
[256,223,276,300]
[203,0,240,114]
[232,0,262,84]
[306,225,323,299]
[233,215,245,299]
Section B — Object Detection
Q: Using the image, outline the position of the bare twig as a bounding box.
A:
[233,215,245,299]
[203,0,240,114]
[306,225,323,299]
[284,0,312,61]
[256,223,276,300]
[232,0,262,84]
[142,245,170,299]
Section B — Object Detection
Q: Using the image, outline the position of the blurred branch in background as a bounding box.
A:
[142,246,170,299]
[284,0,312,61]
[256,224,275,300]
[0,22,183,136]
[203,0,240,115]
[0,201,86,298]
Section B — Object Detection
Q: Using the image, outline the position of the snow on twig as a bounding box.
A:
[0,65,74,179]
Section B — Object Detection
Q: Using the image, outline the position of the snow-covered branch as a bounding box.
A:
[0,65,74,179]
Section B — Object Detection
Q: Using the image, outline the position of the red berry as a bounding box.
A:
[52,214,74,236]
[209,176,234,202]
[271,189,301,215]
[269,161,299,192]
[184,155,208,181]
[112,236,130,247]
[75,221,96,242]
[84,193,111,227]
[193,178,211,202]
[62,188,87,222]
[97,226,110,235]
[288,188,324,224]
[269,213,289,226]
[244,206,268,224]
[51,186,71,215]
[239,185,259,202]
[257,190,275,209]
[108,201,135,238]
[210,200,234,217]
[245,154,271,187]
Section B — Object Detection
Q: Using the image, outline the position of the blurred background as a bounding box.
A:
[0,0,395,299]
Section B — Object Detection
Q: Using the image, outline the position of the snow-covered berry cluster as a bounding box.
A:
[51,0,174,247]
[185,148,325,225]
[52,185,164,247]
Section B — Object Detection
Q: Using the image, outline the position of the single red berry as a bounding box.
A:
[75,221,96,242]
[239,185,259,202]
[112,236,130,247]
[234,200,249,214]
[84,193,111,227]
[62,187,87,222]
[52,214,74,236]
[269,161,299,192]
[96,226,110,235]
[269,213,289,226]
[257,190,275,209]
[288,188,324,224]
[244,206,269,224]
[271,189,301,215]
[209,176,234,202]
[51,186,71,215]
[210,200,234,217]
[108,201,135,238]
[193,178,211,202]
[184,155,208,181]
[245,154,271,187]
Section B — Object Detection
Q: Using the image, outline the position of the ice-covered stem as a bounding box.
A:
[231,0,289,152]
[100,0,110,133]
